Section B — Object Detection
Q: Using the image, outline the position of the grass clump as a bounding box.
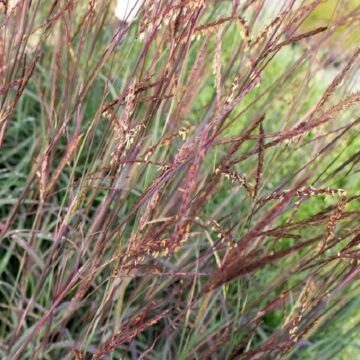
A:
[0,0,360,359]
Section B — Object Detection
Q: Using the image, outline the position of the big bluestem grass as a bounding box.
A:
[0,0,360,359]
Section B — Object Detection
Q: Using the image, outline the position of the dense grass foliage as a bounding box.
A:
[0,0,360,359]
